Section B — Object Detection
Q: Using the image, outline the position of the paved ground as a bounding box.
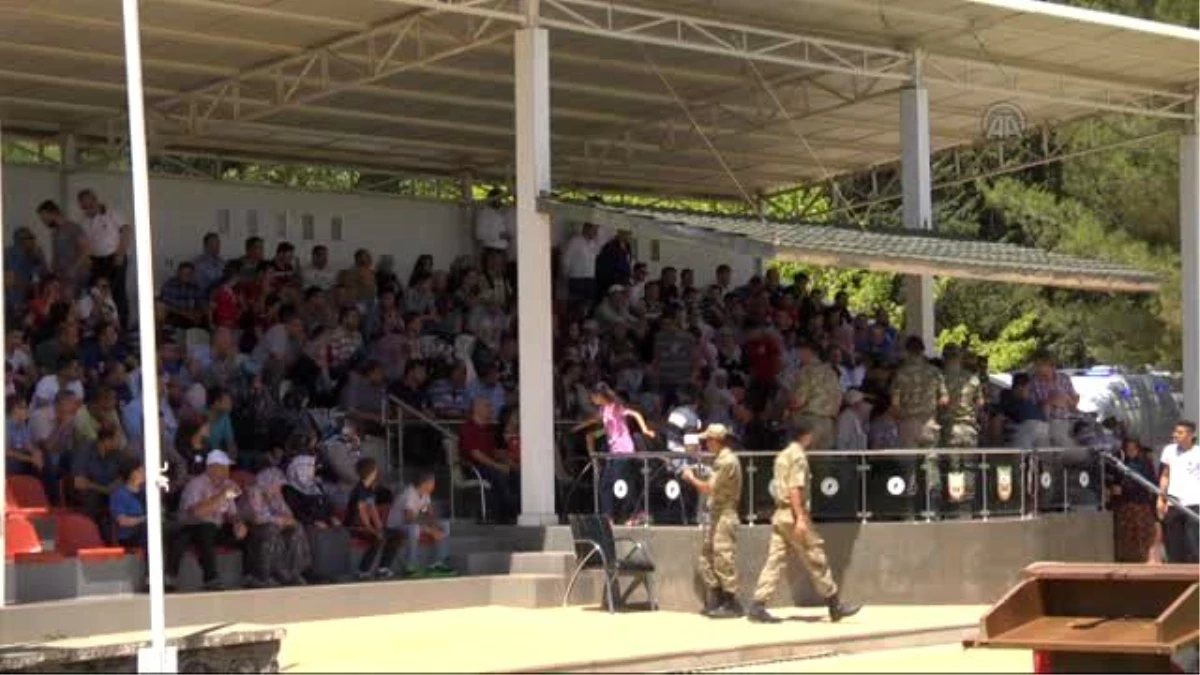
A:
[276,605,989,672]
[720,644,1032,673]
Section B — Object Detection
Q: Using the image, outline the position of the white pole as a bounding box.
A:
[900,51,935,354]
[1181,100,1199,422]
[119,0,173,671]
[0,121,9,608]
[514,22,557,525]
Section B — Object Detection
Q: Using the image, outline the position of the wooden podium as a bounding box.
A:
[974,563,1199,673]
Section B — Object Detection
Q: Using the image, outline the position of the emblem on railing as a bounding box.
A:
[820,477,839,497]
[997,466,1013,502]
[948,472,966,502]
[887,476,906,496]
[613,479,628,499]
[664,479,681,501]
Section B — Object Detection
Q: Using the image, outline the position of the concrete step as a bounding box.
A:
[464,551,575,576]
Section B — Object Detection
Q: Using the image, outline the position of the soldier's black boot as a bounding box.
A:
[826,594,862,623]
[746,602,781,624]
[707,591,741,619]
[724,593,745,619]
[700,588,722,617]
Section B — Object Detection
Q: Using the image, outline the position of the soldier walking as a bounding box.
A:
[747,420,861,624]
[939,345,985,513]
[682,424,744,619]
[790,342,843,451]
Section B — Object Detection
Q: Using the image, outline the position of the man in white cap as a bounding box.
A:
[681,424,744,619]
[166,449,248,591]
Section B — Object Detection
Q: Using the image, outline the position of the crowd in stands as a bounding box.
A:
[5,187,1122,590]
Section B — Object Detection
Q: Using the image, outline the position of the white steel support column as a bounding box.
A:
[514,23,556,525]
[900,54,935,353]
[120,0,174,671]
[1181,101,1199,422]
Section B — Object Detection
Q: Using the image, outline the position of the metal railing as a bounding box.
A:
[578,446,1110,526]
[375,408,1131,527]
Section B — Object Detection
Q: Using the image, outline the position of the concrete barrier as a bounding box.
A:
[545,512,1114,611]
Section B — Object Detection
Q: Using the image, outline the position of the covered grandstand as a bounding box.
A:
[0,0,1197,668]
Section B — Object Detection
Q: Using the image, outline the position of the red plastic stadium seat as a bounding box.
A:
[4,513,62,563]
[6,475,50,515]
[230,470,255,491]
[53,512,128,561]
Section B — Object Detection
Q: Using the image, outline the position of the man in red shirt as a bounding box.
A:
[744,320,782,388]
[460,398,519,523]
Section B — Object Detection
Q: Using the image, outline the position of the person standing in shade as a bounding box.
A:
[891,336,948,512]
[681,424,743,618]
[747,420,860,624]
[36,200,90,296]
[1158,420,1200,564]
[790,342,842,451]
[938,344,984,512]
[892,336,948,448]
[561,222,601,307]
[1029,352,1080,449]
[77,189,131,329]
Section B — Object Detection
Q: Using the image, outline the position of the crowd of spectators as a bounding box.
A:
[6,186,1117,588]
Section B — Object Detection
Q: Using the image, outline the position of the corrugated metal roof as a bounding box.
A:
[0,0,1193,198]
[544,198,1161,293]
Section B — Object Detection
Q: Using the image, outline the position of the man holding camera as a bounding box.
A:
[682,424,743,618]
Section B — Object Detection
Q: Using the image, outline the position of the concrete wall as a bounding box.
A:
[547,512,1115,611]
[2,164,759,290]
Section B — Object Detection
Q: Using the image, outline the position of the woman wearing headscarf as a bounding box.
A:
[1109,438,1160,563]
[241,466,312,587]
[282,452,348,582]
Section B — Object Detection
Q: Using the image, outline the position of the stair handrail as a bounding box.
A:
[387,395,460,441]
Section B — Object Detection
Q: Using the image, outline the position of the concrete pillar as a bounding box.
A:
[900,56,935,354]
[514,25,556,525]
[1181,108,1199,422]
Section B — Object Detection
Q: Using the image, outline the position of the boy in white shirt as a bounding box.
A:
[387,472,455,577]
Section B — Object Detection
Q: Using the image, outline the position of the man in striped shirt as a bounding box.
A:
[1029,353,1079,448]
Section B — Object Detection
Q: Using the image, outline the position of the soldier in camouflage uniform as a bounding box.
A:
[891,336,949,514]
[747,420,861,624]
[790,342,843,451]
[682,424,744,619]
[892,336,949,448]
[938,344,985,514]
[939,344,984,448]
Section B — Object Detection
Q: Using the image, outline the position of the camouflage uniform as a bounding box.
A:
[752,441,837,604]
[793,362,843,451]
[892,356,947,449]
[939,365,982,448]
[697,445,743,595]
[892,355,947,510]
[938,364,984,509]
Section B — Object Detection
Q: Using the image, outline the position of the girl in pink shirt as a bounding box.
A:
[573,383,655,524]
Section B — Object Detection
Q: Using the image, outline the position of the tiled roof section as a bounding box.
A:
[542,199,1160,294]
